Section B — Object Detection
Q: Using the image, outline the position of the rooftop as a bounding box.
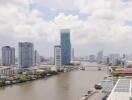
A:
[107,79,132,100]
[115,68,132,74]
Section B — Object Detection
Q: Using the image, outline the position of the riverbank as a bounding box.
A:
[0,66,107,100]
[0,70,61,87]
[79,69,114,100]
[0,66,78,88]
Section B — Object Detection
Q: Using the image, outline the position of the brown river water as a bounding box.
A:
[0,63,107,100]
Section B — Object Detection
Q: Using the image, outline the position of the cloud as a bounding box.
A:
[0,0,132,56]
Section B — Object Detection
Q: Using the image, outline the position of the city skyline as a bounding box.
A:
[0,1,132,100]
[0,40,132,58]
[0,0,132,57]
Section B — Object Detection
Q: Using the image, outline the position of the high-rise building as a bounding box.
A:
[34,50,40,66]
[61,29,71,65]
[89,54,95,62]
[103,56,109,65]
[54,45,61,70]
[19,42,34,68]
[71,48,75,61]
[2,46,15,66]
[109,54,120,66]
[96,50,103,64]
[11,47,15,65]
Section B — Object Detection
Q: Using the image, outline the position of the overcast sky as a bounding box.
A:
[0,0,132,57]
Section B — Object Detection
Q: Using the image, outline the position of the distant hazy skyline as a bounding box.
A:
[0,0,132,57]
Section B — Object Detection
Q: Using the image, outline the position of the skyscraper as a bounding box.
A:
[96,50,103,64]
[10,47,15,65]
[19,42,34,68]
[61,29,71,65]
[89,54,95,62]
[109,54,120,66]
[2,46,15,66]
[34,50,40,66]
[71,48,75,61]
[54,45,61,70]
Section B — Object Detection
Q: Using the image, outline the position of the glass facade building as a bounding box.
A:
[61,29,71,65]
[19,42,34,68]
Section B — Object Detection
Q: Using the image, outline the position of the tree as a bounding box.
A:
[19,75,28,82]
[94,84,102,90]
[0,81,5,87]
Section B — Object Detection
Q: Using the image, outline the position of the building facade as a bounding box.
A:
[2,46,15,66]
[54,45,61,70]
[89,54,96,62]
[96,50,103,64]
[34,50,40,66]
[102,56,110,65]
[11,47,15,65]
[107,79,132,100]
[71,48,75,61]
[109,54,120,66]
[61,29,71,65]
[19,42,34,68]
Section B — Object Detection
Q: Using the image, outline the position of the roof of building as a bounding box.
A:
[107,79,132,100]
[115,68,132,74]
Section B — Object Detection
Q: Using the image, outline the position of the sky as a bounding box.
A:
[0,0,132,57]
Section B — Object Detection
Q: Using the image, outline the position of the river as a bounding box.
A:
[0,62,108,100]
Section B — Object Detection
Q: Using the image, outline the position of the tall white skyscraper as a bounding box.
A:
[2,46,15,66]
[54,45,61,70]
[19,42,34,68]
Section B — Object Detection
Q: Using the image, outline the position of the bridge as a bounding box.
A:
[79,65,107,68]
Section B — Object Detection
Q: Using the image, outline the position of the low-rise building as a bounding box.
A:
[107,79,132,100]
[0,67,20,76]
[114,68,132,76]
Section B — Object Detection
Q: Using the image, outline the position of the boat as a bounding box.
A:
[80,67,85,70]
[79,95,88,100]
[98,67,101,70]
[79,90,96,100]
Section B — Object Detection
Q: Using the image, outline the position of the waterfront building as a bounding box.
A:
[114,68,132,76]
[96,50,103,64]
[11,47,15,65]
[61,29,71,65]
[107,79,132,100]
[2,46,15,66]
[109,54,120,66]
[89,54,96,62]
[34,50,40,66]
[120,54,129,67]
[54,45,61,70]
[19,42,34,68]
[103,56,110,65]
[0,67,20,76]
[71,48,75,61]
[125,60,132,67]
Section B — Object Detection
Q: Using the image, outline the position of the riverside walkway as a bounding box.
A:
[88,90,107,100]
